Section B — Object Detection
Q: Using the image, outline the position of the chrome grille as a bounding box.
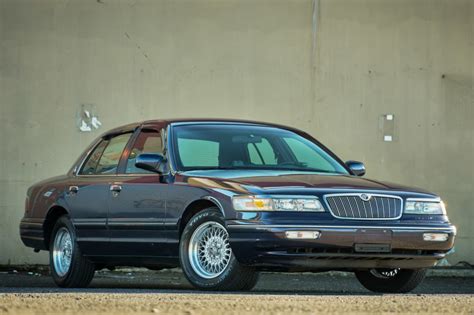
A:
[324,194,403,220]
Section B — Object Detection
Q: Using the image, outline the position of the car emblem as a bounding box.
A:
[359,194,372,202]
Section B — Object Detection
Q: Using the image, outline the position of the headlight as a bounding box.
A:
[232,195,324,212]
[404,199,446,215]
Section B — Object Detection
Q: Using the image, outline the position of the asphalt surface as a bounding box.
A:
[0,269,473,314]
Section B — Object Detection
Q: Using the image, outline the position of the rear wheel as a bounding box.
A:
[355,268,427,293]
[49,215,95,287]
[179,208,259,291]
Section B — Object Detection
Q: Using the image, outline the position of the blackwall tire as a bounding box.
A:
[179,207,259,291]
[355,268,427,293]
[49,215,95,288]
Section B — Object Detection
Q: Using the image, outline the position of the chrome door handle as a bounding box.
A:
[68,186,79,194]
[110,184,122,192]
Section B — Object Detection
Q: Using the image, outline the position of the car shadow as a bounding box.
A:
[0,271,472,295]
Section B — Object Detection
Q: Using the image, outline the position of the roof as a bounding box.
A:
[102,118,305,137]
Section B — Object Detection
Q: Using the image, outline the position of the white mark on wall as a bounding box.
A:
[77,104,102,132]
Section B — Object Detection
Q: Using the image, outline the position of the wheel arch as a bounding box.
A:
[43,205,69,250]
[178,197,225,237]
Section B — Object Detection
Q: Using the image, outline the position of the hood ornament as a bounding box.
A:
[359,194,372,202]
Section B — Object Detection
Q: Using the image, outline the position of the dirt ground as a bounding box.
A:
[0,269,473,314]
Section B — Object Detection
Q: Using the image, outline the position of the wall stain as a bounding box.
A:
[124,32,154,69]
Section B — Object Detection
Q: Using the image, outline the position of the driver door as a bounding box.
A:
[107,128,169,256]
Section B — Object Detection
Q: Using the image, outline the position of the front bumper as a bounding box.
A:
[227,222,456,271]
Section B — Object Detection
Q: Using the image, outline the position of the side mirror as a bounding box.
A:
[346,160,366,177]
[135,153,165,173]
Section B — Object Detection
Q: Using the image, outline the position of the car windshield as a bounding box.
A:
[172,124,349,174]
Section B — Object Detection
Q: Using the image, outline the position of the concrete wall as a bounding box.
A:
[0,0,472,265]
[312,0,474,266]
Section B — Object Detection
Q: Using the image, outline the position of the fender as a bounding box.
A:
[201,196,226,217]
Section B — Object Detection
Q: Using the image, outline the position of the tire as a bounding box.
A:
[355,268,427,293]
[179,207,259,291]
[49,215,95,288]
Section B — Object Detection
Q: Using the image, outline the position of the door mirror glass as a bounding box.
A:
[135,153,165,173]
[346,160,366,176]
[125,130,164,174]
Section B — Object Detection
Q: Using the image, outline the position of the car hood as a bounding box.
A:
[178,170,435,196]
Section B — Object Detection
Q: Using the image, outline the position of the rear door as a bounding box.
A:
[66,132,133,255]
[107,127,170,256]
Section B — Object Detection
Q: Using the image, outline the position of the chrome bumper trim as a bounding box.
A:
[227,224,456,233]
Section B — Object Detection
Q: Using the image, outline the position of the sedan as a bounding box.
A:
[20,119,456,292]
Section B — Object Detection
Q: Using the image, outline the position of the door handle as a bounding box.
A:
[68,186,79,194]
[110,184,122,193]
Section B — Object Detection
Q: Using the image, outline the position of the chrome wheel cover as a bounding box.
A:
[188,221,232,279]
[53,227,73,277]
[370,268,400,279]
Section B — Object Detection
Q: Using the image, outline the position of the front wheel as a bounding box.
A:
[49,215,95,287]
[355,268,427,293]
[179,208,259,291]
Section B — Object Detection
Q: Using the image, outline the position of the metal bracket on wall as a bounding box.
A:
[379,114,397,142]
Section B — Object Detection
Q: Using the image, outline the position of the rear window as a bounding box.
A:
[247,139,278,165]
[177,138,219,167]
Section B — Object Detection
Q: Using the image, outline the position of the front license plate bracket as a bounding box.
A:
[354,243,391,253]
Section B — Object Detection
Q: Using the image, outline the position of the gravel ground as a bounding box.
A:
[0,269,473,314]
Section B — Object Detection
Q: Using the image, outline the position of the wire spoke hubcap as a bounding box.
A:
[370,268,400,279]
[189,221,232,279]
[53,227,73,277]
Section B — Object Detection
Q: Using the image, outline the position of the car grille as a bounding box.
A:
[324,194,403,220]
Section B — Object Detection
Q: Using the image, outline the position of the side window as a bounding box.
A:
[283,137,335,171]
[178,138,219,167]
[79,141,109,175]
[93,133,132,175]
[247,138,278,165]
[125,130,163,174]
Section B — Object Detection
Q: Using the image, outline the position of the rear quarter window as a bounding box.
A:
[79,133,132,175]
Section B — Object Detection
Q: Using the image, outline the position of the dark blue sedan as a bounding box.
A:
[20,119,456,292]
